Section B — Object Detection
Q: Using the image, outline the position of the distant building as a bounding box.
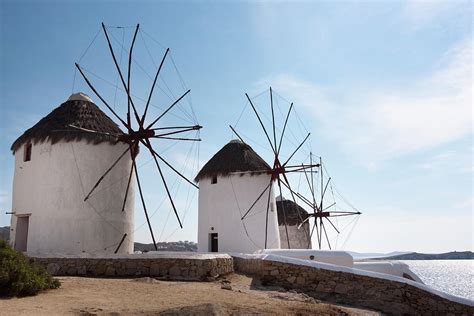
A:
[195,140,280,253]
[276,196,312,249]
[9,93,134,254]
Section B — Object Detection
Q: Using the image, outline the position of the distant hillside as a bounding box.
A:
[378,251,474,260]
[0,226,9,241]
[0,227,195,252]
[134,241,197,252]
[348,251,410,259]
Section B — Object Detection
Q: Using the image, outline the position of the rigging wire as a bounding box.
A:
[104,24,137,29]
[72,27,102,94]
[138,29,185,119]
[139,28,196,123]
[169,52,198,123]
[229,176,265,249]
[107,30,197,124]
[276,92,312,156]
[110,28,197,123]
[139,28,199,126]
[242,89,312,159]
[140,28,167,50]
[133,130,200,243]
[322,162,360,213]
[155,138,197,241]
[79,66,194,124]
[70,24,202,246]
[85,137,182,199]
[70,142,123,234]
[233,88,269,133]
[160,140,200,242]
[112,28,126,110]
[132,131,199,235]
[340,215,361,249]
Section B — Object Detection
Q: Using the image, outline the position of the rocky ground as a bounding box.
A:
[0,273,380,315]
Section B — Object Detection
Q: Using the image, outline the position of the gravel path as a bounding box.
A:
[0,274,380,315]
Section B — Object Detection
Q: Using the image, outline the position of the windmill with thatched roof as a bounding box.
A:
[276,196,311,249]
[10,92,135,254]
[195,139,281,253]
[9,23,202,255]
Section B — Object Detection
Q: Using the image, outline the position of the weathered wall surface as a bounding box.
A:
[11,140,134,254]
[31,254,233,281]
[233,256,474,315]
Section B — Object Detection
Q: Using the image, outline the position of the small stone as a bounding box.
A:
[132,277,159,284]
[221,283,232,291]
[270,269,279,276]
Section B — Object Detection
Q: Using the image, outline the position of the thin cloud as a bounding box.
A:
[416,148,472,173]
[346,210,473,252]
[259,38,472,169]
[401,0,470,29]
[453,196,473,210]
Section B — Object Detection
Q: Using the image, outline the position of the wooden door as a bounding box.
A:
[210,233,218,252]
[15,216,29,252]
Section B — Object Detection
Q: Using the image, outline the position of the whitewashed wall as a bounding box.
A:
[198,174,280,253]
[279,222,311,249]
[10,140,134,254]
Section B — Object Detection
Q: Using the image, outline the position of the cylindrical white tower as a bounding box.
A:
[9,93,134,255]
[276,196,312,249]
[195,140,280,253]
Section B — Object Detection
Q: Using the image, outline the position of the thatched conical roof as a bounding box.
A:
[11,93,123,152]
[194,139,271,182]
[276,196,310,226]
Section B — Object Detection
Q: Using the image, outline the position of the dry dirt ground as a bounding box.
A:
[0,274,380,315]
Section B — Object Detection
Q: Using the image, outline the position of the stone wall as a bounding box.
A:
[233,256,474,315]
[29,253,473,314]
[31,253,233,281]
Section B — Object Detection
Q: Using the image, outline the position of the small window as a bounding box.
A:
[23,143,32,162]
[211,176,217,184]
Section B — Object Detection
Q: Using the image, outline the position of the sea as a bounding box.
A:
[401,260,474,301]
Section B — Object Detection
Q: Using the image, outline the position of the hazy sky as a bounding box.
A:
[0,0,472,253]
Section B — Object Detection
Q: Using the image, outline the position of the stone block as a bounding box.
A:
[296,276,305,285]
[46,263,60,275]
[95,264,106,275]
[105,266,115,276]
[286,276,296,283]
[66,267,76,275]
[77,265,87,275]
[169,266,181,277]
[334,284,349,294]
[150,263,161,276]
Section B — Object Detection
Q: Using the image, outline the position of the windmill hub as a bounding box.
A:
[270,159,285,180]
[118,129,155,143]
[315,211,330,218]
